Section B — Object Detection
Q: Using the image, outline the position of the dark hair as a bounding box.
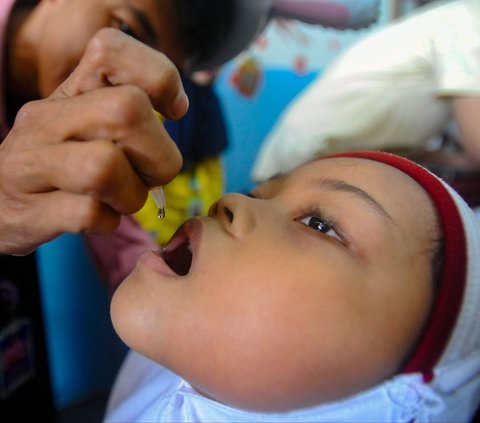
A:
[172,0,235,70]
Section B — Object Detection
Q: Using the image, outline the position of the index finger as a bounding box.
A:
[50,28,189,120]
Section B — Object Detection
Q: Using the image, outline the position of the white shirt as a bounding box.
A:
[104,350,445,423]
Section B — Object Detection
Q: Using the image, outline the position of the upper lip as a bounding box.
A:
[161,218,201,275]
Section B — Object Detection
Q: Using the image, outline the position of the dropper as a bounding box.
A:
[151,110,166,219]
[150,186,166,219]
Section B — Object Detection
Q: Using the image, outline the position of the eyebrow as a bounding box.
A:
[129,6,157,44]
[311,177,394,221]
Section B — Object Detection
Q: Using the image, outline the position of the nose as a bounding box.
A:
[208,193,256,236]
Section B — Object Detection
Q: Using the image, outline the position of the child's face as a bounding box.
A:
[111,157,437,411]
[36,0,187,96]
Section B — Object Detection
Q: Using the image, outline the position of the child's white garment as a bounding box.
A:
[252,0,480,181]
[104,350,448,423]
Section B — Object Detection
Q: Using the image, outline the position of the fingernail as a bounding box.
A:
[172,91,189,119]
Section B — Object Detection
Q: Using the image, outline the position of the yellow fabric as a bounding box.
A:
[134,157,224,245]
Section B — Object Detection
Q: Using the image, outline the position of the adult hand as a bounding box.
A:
[0,29,186,255]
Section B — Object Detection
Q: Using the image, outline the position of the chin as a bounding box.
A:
[109,275,139,347]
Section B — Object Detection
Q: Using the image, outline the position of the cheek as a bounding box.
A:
[38,17,103,96]
[184,246,347,351]
[38,41,83,96]
[172,260,368,403]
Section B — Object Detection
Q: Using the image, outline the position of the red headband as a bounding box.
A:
[323,151,467,381]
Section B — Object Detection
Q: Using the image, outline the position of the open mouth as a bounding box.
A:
[161,223,193,276]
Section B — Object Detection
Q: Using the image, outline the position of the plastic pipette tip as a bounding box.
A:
[150,186,166,219]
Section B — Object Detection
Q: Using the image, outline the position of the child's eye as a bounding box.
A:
[298,213,343,242]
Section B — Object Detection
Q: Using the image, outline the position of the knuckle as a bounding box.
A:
[84,28,118,65]
[94,26,118,41]
[14,100,43,127]
[102,86,150,125]
[80,141,120,191]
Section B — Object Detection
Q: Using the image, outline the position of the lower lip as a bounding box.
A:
[138,249,178,277]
